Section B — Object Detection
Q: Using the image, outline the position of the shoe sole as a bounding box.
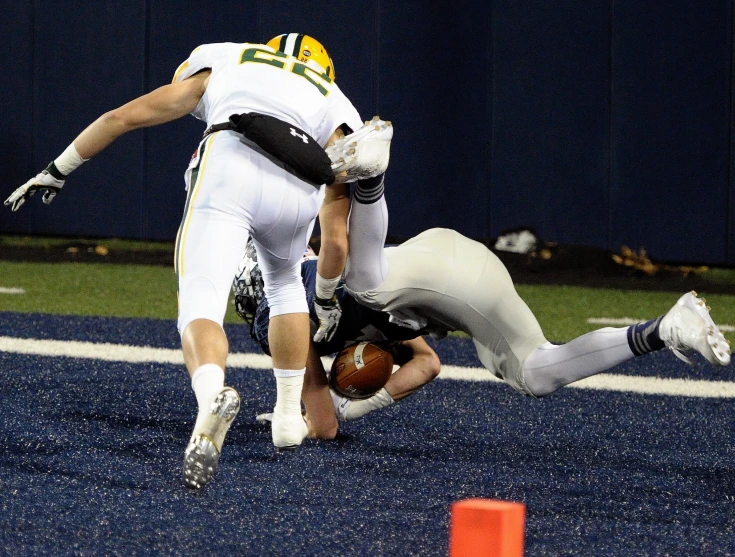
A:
[182,387,241,489]
[678,291,731,366]
[274,445,300,454]
[326,116,393,177]
[255,412,273,425]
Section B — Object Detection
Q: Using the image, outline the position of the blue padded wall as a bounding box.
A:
[490,1,611,247]
[25,1,146,238]
[609,1,732,263]
[377,1,493,240]
[2,1,735,264]
[1,3,34,234]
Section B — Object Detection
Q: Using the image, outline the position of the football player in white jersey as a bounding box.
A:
[5,33,370,489]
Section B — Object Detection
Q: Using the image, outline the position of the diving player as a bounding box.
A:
[234,240,441,439]
[238,174,731,439]
[341,175,731,398]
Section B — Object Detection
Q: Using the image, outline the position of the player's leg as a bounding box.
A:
[522,330,637,396]
[251,166,325,451]
[523,291,731,396]
[319,116,393,309]
[257,340,340,440]
[176,133,251,488]
[451,236,694,397]
[343,173,390,293]
[424,232,672,397]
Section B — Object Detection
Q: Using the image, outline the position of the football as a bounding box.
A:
[329,342,394,400]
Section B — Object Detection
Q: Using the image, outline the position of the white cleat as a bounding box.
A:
[255,412,273,425]
[182,387,241,489]
[326,116,393,183]
[659,291,731,366]
[271,409,308,453]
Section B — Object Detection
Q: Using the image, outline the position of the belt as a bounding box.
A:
[202,122,236,139]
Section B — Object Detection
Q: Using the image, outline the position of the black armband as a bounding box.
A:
[45,162,67,180]
[314,294,338,307]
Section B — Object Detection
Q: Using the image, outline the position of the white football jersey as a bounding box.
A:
[172,42,362,147]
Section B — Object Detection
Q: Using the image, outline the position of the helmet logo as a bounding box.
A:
[303,49,312,57]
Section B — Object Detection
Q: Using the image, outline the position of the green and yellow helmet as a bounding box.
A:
[266,33,335,80]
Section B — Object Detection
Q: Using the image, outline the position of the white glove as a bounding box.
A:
[326,116,393,184]
[313,295,342,342]
[5,163,66,211]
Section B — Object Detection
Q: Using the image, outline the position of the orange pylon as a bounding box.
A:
[449,498,526,557]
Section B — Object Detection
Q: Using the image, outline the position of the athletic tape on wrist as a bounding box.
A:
[53,143,89,176]
[316,274,341,300]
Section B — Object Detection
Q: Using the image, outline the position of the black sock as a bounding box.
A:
[627,316,665,356]
[354,173,385,204]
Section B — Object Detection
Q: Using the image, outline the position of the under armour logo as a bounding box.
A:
[290,128,309,144]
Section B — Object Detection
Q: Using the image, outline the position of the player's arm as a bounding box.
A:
[312,127,351,343]
[317,181,351,282]
[5,72,210,211]
[75,71,210,158]
[301,340,339,439]
[383,337,441,401]
[331,337,441,422]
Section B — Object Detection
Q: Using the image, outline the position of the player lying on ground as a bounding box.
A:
[234,240,441,439]
[238,170,731,438]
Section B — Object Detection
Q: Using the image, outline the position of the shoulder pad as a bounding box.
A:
[171,43,233,83]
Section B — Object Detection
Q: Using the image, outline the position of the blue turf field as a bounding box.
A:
[0,312,733,556]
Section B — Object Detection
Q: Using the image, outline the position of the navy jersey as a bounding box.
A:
[252,259,420,356]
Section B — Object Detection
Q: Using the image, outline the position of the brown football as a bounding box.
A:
[329,342,394,400]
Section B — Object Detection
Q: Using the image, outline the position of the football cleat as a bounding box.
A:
[659,291,731,366]
[266,33,335,80]
[255,411,273,425]
[327,116,393,183]
[182,387,241,489]
[271,409,308,452]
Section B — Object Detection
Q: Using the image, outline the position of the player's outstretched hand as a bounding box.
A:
[313,295,342,342]
[327,116,392,184]
[5,164,66,211]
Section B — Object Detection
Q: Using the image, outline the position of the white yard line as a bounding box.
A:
[587,317,735,333]
[439,364,735,398]
[0,287,25,295]
[1,335,733,399]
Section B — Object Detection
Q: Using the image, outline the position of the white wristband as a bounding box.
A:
[316,274,341,300]
[53,143,88,176]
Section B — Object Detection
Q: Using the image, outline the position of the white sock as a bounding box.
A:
[344,195,390,293]
[523,328,635,396]
[334,388,394,421]
[273,368,305,415]
[190,364,225,434]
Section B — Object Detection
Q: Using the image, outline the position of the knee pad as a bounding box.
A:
[264,268,308,317]
[178,276,229,335]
